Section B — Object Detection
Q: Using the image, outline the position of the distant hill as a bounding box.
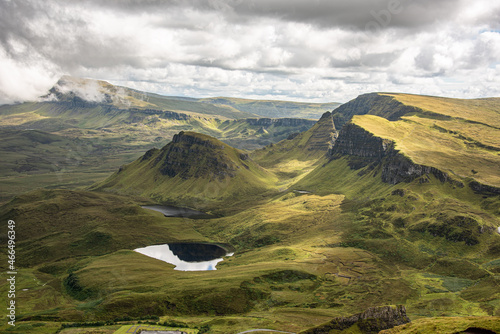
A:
[41,76,340,120]
[92,131,278,210]
[200,96,341,119]
[0,76,335,201]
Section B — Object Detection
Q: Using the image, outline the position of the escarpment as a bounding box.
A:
[330,122,393,159]
[331,93,421,129]
[300,305,410,334]
[304,111,337,152]
[155,131,237,180]
[329,122,462,186]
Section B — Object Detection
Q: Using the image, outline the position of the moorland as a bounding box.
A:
[0,77,499,334]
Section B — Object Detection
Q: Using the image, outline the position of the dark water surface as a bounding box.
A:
[142,205,215,219]
[135,243,233,271]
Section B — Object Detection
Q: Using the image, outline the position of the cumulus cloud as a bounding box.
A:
[0,0,499,105]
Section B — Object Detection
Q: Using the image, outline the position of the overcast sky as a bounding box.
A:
[1,0,499,105]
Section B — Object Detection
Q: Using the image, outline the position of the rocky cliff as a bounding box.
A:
[331,93,421,129]
[94,131,277,206]
[331,122,393,159]
[150,131,236,180]
[251,111,337,167]
[303,111,337,152]
[329,122,463,186]
[300,305,410,334]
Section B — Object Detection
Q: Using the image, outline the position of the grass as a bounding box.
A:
[1,90,500,333]
[384,93,500,128]
[113,324,197,334]
[92,132,280,211]
[351,114,500,187]
[380,316,500,334]
[2,142,499,331]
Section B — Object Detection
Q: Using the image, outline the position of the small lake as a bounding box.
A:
[142,205,215,219]
[135,243,232,271]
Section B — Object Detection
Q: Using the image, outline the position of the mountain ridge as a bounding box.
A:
[1,88,500,333]
[92,131,278,209]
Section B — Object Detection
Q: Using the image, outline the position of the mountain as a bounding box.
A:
[200,96,341,119]
[300,92,500,192]
[0,76,335,202]
[92,131,278,210]
[43,75,255,119]
[252,111,337,165]
[1,90,499,334]
[41,75,339,120]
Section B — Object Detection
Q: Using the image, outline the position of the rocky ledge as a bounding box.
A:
[329,122,465,187]
[149,132,237,180]
[300,305,410,334]
[171,131,225,150]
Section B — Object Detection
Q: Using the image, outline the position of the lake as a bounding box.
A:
[142,205,215,219]
[135,243,233,271]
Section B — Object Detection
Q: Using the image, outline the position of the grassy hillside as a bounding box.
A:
[351,114,500,187]
[0,77,325,202]
[200,97,341,119]
[1,91,499,334]
[1,165,499,333]
[328,92,500,188]
[250,111,337,188]
[92,131,279,211]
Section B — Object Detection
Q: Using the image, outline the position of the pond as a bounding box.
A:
[135,243,233,271]
[142,205,215,219]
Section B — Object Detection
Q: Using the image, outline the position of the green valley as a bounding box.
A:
[0,77,332,203]
[1,88,499,334]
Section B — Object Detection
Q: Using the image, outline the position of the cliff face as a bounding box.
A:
[250,111,337,167]
[331,93,421,129]
[331,123,393,159]
[329,123,463,186]
[300,305,410,334]
[304,111,337,152]
[154,131,236,180]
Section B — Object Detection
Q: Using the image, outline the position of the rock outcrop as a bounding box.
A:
[330,123,392,159]
[300,305,410,334]
[331,93,421,129]
[303,111,338,152]
[155,131,236,180]
[330,122,464,186]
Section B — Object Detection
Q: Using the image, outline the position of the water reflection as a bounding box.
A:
[142,205,214,219]
[135,244,232,271]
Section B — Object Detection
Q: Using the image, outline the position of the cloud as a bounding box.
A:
[0,0,499,105]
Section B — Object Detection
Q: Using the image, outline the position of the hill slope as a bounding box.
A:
[318,93,500,189]
[1,91,499,334]
[93,131,278,210]
[250,111,337,186]
[200,96,341,119]
[0,77,332,202]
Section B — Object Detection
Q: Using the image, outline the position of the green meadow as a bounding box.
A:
[0,90,499,333]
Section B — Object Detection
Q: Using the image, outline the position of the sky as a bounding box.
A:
[1,0,500,105]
